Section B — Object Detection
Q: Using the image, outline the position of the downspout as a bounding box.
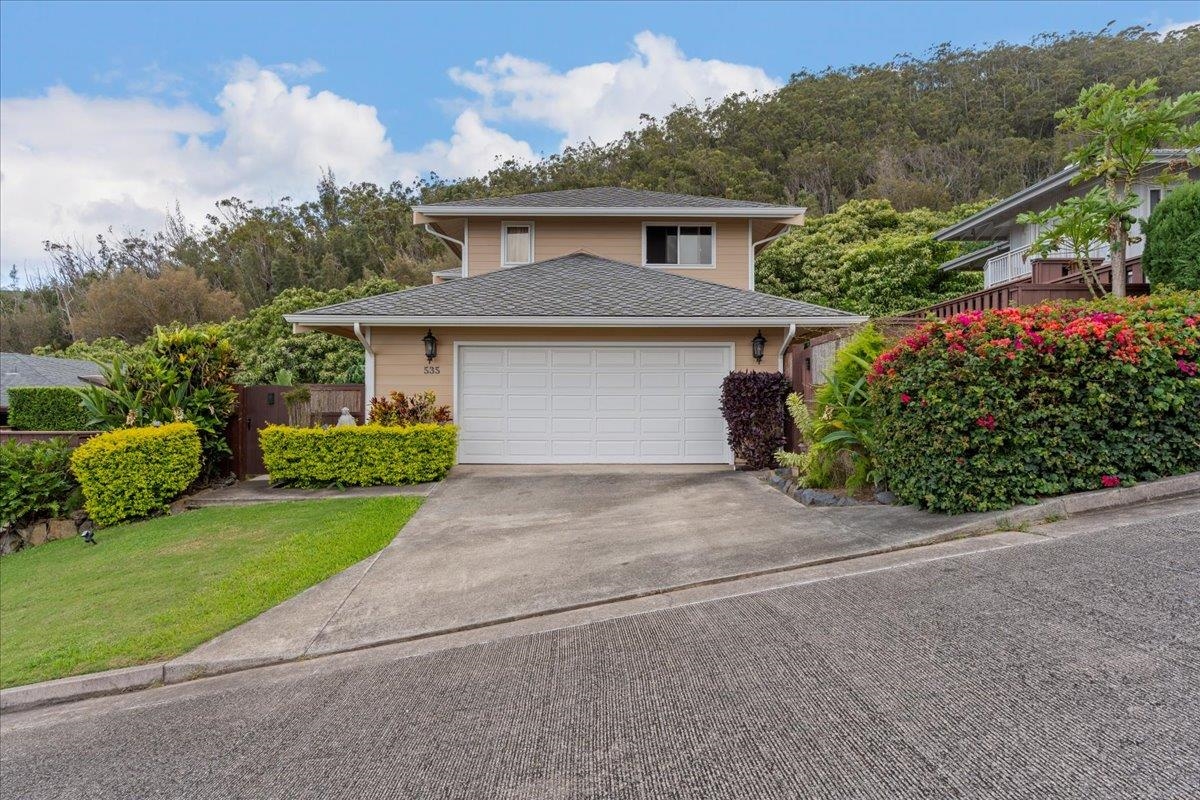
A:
[423,223,467,278]
[751,225,792,291]
[353,322,375,421]
[777,323,796,373]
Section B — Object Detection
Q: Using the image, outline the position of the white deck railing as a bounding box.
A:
[983,241,1111,288]
[984,245,1033,288]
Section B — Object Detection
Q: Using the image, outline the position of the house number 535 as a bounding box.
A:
[424,365,440,374]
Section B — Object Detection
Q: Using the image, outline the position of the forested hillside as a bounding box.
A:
[4,25,1198,353]
[430,27,1200,211]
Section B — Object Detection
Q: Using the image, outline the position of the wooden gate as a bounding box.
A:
[230,384,366,478]
[232,385,291,478]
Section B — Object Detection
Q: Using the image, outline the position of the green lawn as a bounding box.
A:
[0,496,421,688]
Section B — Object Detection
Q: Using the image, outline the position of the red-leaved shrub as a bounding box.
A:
[719,371,791,469]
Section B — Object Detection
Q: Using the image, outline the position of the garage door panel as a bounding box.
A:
[552,395,592,413]
[460,348,506,368]
[597,418,638,435]
[552,440,595,457]
[551,349,593,368]
[507,349,550,368]
[641,373,682,392]
[640,350,681,368]
[457,345,731,464]
[640,418,684,438]
[551,372,593,391]
[597,395,638,413]
[509,440,553,457]
[595,349,638,368]
[460,371,505,391]
[552,418,594,436]
[640,395,682,413]
[684,371,725,390]
[596,372,637,390]
[507,417,550,435]
[507,372,549,391]
[508,395,549,413]
[683,348,728,368]
[460,394,504,416]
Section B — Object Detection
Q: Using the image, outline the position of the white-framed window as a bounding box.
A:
[501,221,534,266]
[643,222,715,268]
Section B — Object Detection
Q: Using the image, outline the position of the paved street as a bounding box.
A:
[2,496,1198,799]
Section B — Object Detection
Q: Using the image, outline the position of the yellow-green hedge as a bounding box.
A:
[259,424,458,488]
[70,423,202,527]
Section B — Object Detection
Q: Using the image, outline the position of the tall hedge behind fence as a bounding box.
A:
[868,295,1200,514]
[260,424,458,488]
[7,387,91,431]
[70,423,202,527]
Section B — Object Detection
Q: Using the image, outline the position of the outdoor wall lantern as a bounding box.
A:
[422,329,439,362]
[751,330,767,363]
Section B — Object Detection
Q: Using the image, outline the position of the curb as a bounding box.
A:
[0,664,163,713]
[4,471,1197,714]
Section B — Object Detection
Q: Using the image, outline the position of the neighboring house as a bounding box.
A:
[933,151,1198,298]
[0,352,103,426]
[288,187,866,464]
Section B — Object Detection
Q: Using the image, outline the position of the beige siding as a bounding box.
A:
[465,217,751,289]
[370,325,786,414]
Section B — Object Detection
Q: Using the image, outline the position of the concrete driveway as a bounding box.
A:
[171,465,980,676]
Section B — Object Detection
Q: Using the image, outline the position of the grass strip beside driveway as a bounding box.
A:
[0,496,421,688]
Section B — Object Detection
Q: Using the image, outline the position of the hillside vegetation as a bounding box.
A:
[3,26,1198,353]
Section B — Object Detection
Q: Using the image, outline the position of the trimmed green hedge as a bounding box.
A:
[70,423,202,527]
[868,295,1200,514]
[260,424,458,488]
[1143,181,1200,290]
[0,439,81,527]
[7,387,91,431]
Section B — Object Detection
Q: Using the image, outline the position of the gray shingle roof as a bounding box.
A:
[417,186,787,211]
[0,353,103,408]
[288,253,859,321]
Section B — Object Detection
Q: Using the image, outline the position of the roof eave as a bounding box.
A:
[287,313,865,329]
[414,206,806,221]
[934,149,1195,241]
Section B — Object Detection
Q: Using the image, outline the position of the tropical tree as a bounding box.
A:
[1055,79,1200,296]
[1017,186,1139,297]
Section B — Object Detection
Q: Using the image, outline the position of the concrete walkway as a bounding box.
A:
[166,464,1005,680]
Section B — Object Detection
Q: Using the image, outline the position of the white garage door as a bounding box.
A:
[456,344,732,464]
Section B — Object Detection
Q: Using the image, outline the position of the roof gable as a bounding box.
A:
[287,253,859,324]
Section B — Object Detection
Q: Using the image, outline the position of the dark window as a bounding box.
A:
[645,224,712,265]
[1149,188,1162,212]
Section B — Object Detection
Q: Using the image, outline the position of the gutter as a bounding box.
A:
[423,223,467,278]
[286,314,869,328]
[414,205,807,221]
[777,323,796,372]
[353,323,375,419]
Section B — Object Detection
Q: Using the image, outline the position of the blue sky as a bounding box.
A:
[2,0,1197,277]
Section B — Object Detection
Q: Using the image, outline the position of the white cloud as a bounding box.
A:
[1,34,776,278]
[450,31,780,147]
[0,69,532,274]
[1158,19,1200,37]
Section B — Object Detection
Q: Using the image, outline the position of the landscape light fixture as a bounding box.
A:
[423,329,438,362]
[751,330,767,363]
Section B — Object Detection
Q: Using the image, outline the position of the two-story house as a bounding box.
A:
[931,150,1197,306]
[287,187,865,464]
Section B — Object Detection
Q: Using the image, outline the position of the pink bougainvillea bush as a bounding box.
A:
[868,293,1200,513]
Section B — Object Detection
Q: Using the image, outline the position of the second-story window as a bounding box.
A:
[502,222,534,266]
[645,224,714,267]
